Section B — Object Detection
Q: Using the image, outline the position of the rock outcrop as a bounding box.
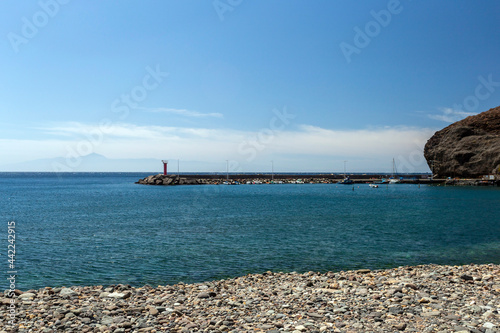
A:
[424,106,500,178]
[136,174,208,185]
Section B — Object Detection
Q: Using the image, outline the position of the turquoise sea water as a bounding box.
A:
[1,173,499,290]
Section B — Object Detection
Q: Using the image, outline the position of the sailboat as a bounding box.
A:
[338,160,354,184]
[389,158,402,184]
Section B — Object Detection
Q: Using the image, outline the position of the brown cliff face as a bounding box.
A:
[424,106,500,178]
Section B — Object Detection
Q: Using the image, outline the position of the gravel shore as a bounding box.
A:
[1,264,499,332]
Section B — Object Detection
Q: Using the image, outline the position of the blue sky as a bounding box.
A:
[1,1,499,172]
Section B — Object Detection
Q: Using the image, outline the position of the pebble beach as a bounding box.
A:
[1,264,499,332]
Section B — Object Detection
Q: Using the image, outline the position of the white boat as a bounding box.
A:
[369,184,379,188]
[389,158,402,184]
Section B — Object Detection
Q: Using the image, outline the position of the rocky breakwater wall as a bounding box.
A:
[424,106,500,178]
[444,178,500,186]
[136,174,209,186]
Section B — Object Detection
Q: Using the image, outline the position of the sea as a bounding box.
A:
[1,172,499,291]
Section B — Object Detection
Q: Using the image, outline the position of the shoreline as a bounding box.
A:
[2,264,499,332]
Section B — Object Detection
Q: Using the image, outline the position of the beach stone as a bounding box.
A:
[393,323,407,330]
[18,292,36,299]
[147,305,159,316]
[59,288,77,297]
[101,315,114,325]
[419,297,432,303]
[405,283,418,290]
[197,292,210,299]
[120,322,133,328]
[106,292,130,299]
[307,312,323,319]
[483,322,496,329]
[389,305,404,315]
[65,312,76,319]
[422,310,441,317]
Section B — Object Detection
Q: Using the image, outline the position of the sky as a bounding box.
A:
[0,0,499,173]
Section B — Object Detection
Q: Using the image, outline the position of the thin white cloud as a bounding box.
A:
[428,107,477,123]
[38,122,232,140]
[137,107,224,118]
[0,122,437,172]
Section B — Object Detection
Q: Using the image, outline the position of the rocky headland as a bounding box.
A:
[2,264,499,332]
[424,106,500,178]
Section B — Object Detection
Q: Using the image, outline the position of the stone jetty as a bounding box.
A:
[136,174,210,186]
[2,264,500,332]
[136,174,341,186]
[136,174,440,186]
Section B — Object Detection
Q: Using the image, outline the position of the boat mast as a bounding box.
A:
[392,158,398,177]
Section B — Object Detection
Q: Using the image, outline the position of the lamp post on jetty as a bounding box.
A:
[162,160,168,175]
[226,160,229,180]
[271,160,274,181]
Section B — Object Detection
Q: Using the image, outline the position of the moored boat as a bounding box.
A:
[338,176,354,185]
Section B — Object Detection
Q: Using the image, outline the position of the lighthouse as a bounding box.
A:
[162,160,168,175]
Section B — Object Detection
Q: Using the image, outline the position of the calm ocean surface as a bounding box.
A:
[1,172,499,290]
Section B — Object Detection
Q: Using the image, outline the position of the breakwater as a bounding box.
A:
[136,173,443,186]
[444,178,500,186]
